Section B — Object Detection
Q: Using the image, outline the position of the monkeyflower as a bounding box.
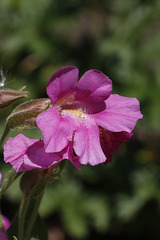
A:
[3,66,142,171]
[36,66,143,165]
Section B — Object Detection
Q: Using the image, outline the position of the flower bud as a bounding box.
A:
[7,98,52,130]
[0,88,28,109]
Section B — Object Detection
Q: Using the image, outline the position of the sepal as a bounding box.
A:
[7,98,52,130]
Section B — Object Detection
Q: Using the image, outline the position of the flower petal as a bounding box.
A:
[3,134,38,172]
[3,134,61,172]
[36,107,75,153]
[59,141,81,170]
[73,118,106,165]
[25,140,61,169]
[100,129,132,163]
[47,66,79,104]
[76,69,112,102]
[92,94,143,133]
[2,215,10,230]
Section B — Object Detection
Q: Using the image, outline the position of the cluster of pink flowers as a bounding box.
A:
[3,66,143,172]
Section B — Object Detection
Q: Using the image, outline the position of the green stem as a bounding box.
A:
[25,191,44,240]
[0,169,22,198]
[0,209,5,230]
[0,124,10,148]
[18,168,58,239]
[0,195,4,229]
[18,197,30,240]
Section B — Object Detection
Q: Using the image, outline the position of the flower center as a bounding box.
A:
[62,108,85,118]
[56,94,88,124]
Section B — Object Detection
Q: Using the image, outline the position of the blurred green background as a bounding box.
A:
[0,0,160,239]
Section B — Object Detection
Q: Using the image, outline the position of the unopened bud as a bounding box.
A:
[0,88,28,109]
[7,98,52,130]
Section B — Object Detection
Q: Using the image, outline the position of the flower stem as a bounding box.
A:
[0,124,10,148]
[18,167,60,239]
[0,210,5,235]
[18,197,30,240]
[0,169,22,198]
[25,191,44,240]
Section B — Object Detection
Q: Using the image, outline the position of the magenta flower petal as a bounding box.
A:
[76,69,112,102]
[73,119,106,165]
[36,107,75,153]
[3,134,61,172]
[0,213,10,239]
[59,141,81,170]
[100,129,132,163]
[25,140,61,169]
[92,94,143,133]
[4,134,38,172]
[47,66,79,104]
[2,215,10,230]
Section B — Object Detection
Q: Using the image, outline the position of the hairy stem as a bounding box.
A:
[0,124,10,148]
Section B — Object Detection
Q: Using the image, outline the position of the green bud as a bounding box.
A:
[0,88,28,109]
[7,98,52,131]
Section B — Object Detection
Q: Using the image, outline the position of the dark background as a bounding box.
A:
[0,0,160,239]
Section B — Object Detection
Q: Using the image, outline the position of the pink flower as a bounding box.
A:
[3,134,80,172]
[36,66,143,165]
[2,215,10,230]
[0,214,10,240]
